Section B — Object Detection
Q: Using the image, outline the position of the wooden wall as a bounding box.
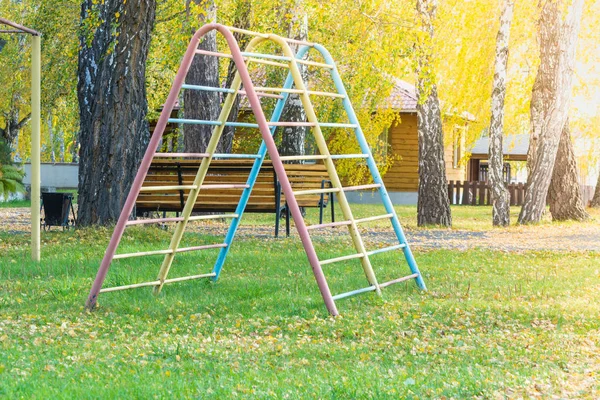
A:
[384,113,419,191]
[384,112,466,192]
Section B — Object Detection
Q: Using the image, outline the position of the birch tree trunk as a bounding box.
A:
[488,0,514,227]
[518,0,584,224]
[591,170,600,207]
[278,13,308,161]
[77,0,156,225]
[183,0,223,153]
[415,0,451,227]
[547,120,588,220]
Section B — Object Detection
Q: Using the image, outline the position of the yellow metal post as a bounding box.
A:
[31,34,41,262]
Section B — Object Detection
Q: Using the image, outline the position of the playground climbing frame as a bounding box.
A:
[85,23,426,316]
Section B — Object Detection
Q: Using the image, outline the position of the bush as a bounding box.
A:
[0,138,25,198]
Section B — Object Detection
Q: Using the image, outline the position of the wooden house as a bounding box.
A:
[347,79,471,204]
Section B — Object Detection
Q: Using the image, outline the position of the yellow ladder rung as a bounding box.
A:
[294,187,341,196]
[320,252,365,265]
[140,185,196,192]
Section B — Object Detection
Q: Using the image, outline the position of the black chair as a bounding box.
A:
[41,192,77,230]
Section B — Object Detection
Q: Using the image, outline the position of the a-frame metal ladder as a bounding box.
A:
[85,23,426,316]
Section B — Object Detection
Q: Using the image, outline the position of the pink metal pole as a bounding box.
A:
[85,23,222,309]
[224,33,339,315]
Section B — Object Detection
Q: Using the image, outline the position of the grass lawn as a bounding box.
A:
[0,199,30,208]
[0,207,599,398]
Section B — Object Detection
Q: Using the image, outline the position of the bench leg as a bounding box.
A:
[319,180,326,225]
[331,191,335,223]
[275,208,281,238]
[275,180,281,238]
[286,203,290,237]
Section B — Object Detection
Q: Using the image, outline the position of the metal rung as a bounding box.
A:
[162,272,217,284]
[320,252,365,265]
[318,123,358,128]
[280,155,329,161]
[168,119,259,128]
[113,243,228,259]
[241,51,290,62]
[365,244,406,257]
[154,153,209,158]
[168,119,355,129]
[181,84,231,93]
[293,187,341,196]
[176,243,228,253]
[212,153,261,159]
[196,49,288,66]
[343,183,382,192]
[187,213,239,221]
[306,220,353,230]
[169,118,222,126]
[126,214,239,226]
[332,285,377,301]
[127,217,185,226]
[379,274,419,288]
[355,213,394,224]
[195,48,332,69]
[295,59,334,69]
[140,185,197,192]
[253,87,345,99]
[223,26,316,47]
[114,249,172,259]
[330,154,369,159]
[247,58,289,68]
[100,280,161,293]
[306,213,394,231]
[181,84,283,99]
[200,184,249,189]
[99,272,217,293]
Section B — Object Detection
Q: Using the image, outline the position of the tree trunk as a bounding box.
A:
[221,0,252,150]
[591,169,600,207]
[77,0,156,225]
[47,114,56,163]
[488,0,514,227]
[183,0,223,153]
[0,107,30,148]
[278,13,308,161]
[547,120,589,220]
[518,0,584,224]
[415,0,451,227]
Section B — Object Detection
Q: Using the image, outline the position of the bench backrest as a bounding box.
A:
[136,159,331,214]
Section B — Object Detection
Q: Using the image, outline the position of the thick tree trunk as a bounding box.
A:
[518,0,584,224]
[591,170,600,207]
[488,0,514,227]
[278,13,308,161]
[415,0,451,227]
[77,0,156,225]
[183,0,222,153]
[547,120,588,220]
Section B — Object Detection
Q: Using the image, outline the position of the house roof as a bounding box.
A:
[386,78,418,112]
[385,78,475,121]
[470,134,529,161]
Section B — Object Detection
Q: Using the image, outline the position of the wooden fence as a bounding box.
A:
[448,181,596,206]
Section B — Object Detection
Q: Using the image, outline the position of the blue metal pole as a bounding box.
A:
[211,72,296,280]
[310,44,427,291]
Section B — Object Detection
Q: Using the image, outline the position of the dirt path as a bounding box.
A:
[2,207,599,252]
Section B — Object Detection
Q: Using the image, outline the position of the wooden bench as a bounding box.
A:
[135,159,334,236]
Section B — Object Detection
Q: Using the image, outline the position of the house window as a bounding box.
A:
[375,127,389,158]
[453,126,464,169]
